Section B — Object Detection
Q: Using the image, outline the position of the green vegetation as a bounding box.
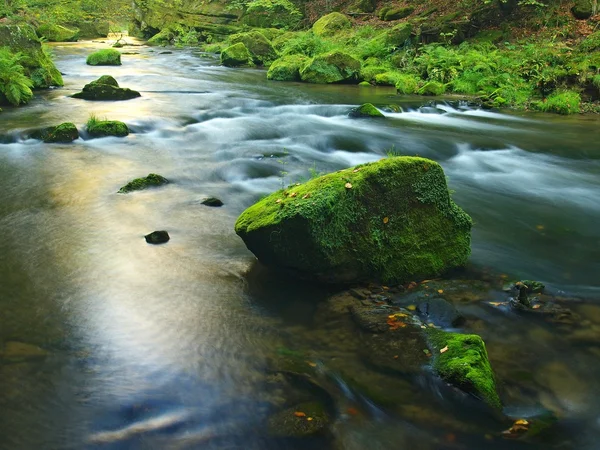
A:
[299,50,361,83]
[86,49,122,66]
[267,54,309,81]
[118,173,169,193]
[532,90,581,115]
[86,115,129,137]
[427,329,501,409]
[349,102,385,118]
[235,156,472,284]
[0,47,33,106]
[241,0,302,29]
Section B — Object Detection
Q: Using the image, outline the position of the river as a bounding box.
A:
[0,39,599,450]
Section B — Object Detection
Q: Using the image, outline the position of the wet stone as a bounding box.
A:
[267,401,331,438]
[350,305,392,333]
[416,297,465,327]
[145,230,170,244]
[201,197,224,207]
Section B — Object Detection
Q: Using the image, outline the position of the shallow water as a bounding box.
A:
[0,40,599,450]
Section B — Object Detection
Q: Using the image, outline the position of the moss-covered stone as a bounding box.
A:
[312,12,351,37]
[395,74,420,94]
[72,75,141,101]
[359,81,372,86]
[36,24,79,42]
[350,0,376,13]
[571,0,593,19]
[87,120,129,138]
[267,54,309,81]
[241,0,303,29]
[382,22,413,48]
[299,51,361,84]
[228,31,278,65]
[235,156,472,284]
[0,24,63,88]
[349,103,385,118]
[419,81,445,96]
[426,329,501,409]
[71,20,109,39]
[30,122,79,143]
[118,173,169,193]
[220,42,253,67]
[267,401,330,437]
[147,28,176,46]
[382,7,414,21]
[86,49,122,66]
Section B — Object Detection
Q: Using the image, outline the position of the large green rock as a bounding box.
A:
[426,329,501,409]
[0,24,63,88]
[86,49,122,66]
[235,156,472,284]
[382,7,414,21]
[571,0,593,19]
[72,75,141,101]
[299,51,361,84]
[71,20,109,39]
[241,0,302,29]
[87,120,129,138]
[267,54,309,81]
[349,103,385,118]
[220,42,253,67]
[36,23,79,42]
[312,12,352,36]
[228,31,278,65]
[382,22,413,47]
[30,122,79,143]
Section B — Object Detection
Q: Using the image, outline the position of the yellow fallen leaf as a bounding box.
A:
[275,199,282,204]
[295,183,301,186]
[393,355,399,359]
[407,305,417,311]
[289,192,297,198]
[383,217,389,224]
[382,286,389,290]
[489,302,504,307]
[536,225,545,230]
[437,289,444,294]
[514,419,529,425]
[307,417,313,421]
[352,168,361,173]
[307,361,317,367]
[345,182,352,189]
[302,193,311,199]
[294,411,306,417]
[440,346,449,354]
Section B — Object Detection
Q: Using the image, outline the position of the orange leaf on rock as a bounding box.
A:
[294,411,306,417]
[347,407,359,416]
[383,217,389,224]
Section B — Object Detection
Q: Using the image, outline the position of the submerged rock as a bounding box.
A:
[267,401,331,437]
[30,122,79,143]
[235,156,472,284]
[86,49,122,66]
[87,120,129,138]
[220,42,253,67]
[349,103,385,118]
[426,328,501,409]
[299,51,361,84]
[118,174,169,193]
[201,197,224,207]
[145,230,170,244]
[72,75,141,101]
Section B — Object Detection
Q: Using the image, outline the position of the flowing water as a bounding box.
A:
[1,39,600,450]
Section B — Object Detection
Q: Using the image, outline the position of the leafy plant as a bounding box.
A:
[0,47,33,106]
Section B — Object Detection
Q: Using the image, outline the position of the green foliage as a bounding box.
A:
[242,0,302,29]
[267,54,309,81]
[395,74,419,94]
[0,47,33,106]
[579,31,600,53]
[277,32,335,58]
[532,90,581,115]
[312,12,351,37]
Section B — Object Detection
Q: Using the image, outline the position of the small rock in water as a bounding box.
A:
[201,197,224,207]
[145,230,170,244]
[159,51,173,55]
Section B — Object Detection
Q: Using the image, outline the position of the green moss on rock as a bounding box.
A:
[30,122,79,143]
[87,120,129,138]
[228,31,278,65]
[235,156,472,284]
[312,12,351,37]
[86,49,122,66]
[220,42,253,67]
[242,0,303,29]
[349,103,384,118]
[36,24,79,42]
[571,0,593,19]
[267,54,309,81]
[426,328,501,409]
[72,75,141,101]
[532,90,581,115]
[118,173,169,193]
[395,73,420,94]
[419,81,445,96]
[382,7,414,21]
[299,51,361,84]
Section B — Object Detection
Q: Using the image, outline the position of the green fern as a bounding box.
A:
[0,47,34,106]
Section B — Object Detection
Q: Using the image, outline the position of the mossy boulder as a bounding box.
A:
[235,156,472,284]
[71,20,109,39]
[419,81,445,96]
[312,12,351,37]
[220,42,253,67]
[0,24,63,88]
[147,28,176,46]
[72,75,141,101]
[349,103,385,118]
[118,173,169,193]
[228,31,278,65]
[30,122,79,143]
[571,0,593,19]
[299,51,361,84]
[395,74,420,94]
[350,0,376,13]
[382,22,413,48]
[382,7,414,21]
[241,0,303,29]
[87,120,129,138]
[426,329,501,409]
[86,49,122,66]
[267,54,310,81]
[36,23,80,42]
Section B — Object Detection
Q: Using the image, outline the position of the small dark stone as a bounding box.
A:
[159,51,173,55]
[145,230,170,244]
[201,197,224,207]
[416,297,465,327]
